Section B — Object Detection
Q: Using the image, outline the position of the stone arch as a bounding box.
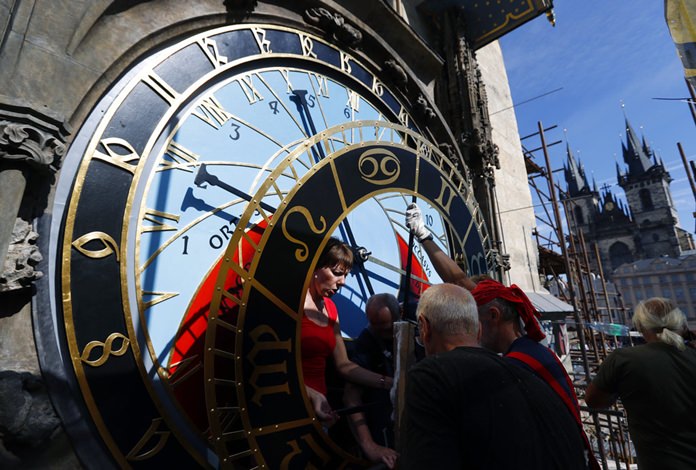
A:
[609,241,633,270]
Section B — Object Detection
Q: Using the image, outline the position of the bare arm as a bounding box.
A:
[405,203,476,291]
[306,385,338,427]
[343,383,398,468]
[332,322,393,389]
[584,382,617,409]
[421,239,477,291]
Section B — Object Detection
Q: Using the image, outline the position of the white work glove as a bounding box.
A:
[405,203,433,242]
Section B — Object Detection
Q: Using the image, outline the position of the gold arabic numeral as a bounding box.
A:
[238,73,264,104]
[80,332,130,367]
[191,96,233,130]
[158,141,200,173]
[142,71,179,106]
[140,291,179,311]
[280,434,331,470]
[300,33,317,58]
[125,417,171,462]
[371,76,384,97]
[417,140,433,160]
[252,27,272,54]
[310,73,330,98]
[398,106,410,127]
[93,137,141,174]
[346,89,360,113]
[280,206,327,262]
[339,51,352,74]
[434,176,457,215]
[141,208,180,233]
[197,37,228,68]
[72,231,119,261]
[280,68,294,94]
[248,325,292,406]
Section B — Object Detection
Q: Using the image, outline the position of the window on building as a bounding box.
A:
[574,206,584,225]
[609,242,633,271]
[639,188,654,210]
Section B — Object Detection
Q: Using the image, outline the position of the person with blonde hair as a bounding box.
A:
[586,297,696,469]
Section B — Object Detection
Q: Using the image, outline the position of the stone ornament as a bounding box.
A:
[384,59,408,87]
[0,219,42,292]
[414,94,436,122]
[304,7,362,47]
[0,120,66,173]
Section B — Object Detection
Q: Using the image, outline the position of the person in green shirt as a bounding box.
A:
[586,298,696,469]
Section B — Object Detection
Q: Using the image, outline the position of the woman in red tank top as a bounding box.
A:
[302,237,394,426]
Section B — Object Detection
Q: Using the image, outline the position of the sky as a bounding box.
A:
[499,0,696,234]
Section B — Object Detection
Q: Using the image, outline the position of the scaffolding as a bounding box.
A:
[523,121,635,470]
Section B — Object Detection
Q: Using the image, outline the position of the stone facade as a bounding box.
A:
[0,0,543,466]
[612,253,696,327]
[478,41,539,290]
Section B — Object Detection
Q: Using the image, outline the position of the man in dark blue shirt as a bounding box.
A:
[344,293,399,468]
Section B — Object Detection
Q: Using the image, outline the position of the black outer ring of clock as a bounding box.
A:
[35,23,489,469]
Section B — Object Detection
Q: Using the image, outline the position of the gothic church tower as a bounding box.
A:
[564,118,694,277]
[617,119,685,259]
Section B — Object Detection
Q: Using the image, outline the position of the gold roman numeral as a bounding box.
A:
[346,89,360,112]
[141,209,180,233]
[191,96,233,130]
[238,73,264,104]
[142,72,178,105]
[311,73,330,97]
[140,291,179,310]
[158,141,199,172]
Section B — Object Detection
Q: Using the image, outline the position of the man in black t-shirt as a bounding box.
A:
[404,284,587,470]
[344,293,400,469]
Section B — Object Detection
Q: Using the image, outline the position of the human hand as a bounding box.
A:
[405,203,433,242]
[362,441,399,469]
[306,386,339,427]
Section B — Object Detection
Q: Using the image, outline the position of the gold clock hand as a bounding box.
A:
[195,164,277,213]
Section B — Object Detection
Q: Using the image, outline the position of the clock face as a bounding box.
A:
[45,24,490,468]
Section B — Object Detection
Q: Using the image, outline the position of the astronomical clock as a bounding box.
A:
[41,14,491,469]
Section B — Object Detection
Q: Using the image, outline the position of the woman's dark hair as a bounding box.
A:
[316,237,353,271]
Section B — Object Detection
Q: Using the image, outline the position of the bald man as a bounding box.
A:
[403,284,587,470]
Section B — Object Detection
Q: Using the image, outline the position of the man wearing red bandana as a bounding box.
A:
[406,203,599,469]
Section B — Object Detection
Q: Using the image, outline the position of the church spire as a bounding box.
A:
[564,142,589,197]
[622,117,653,175]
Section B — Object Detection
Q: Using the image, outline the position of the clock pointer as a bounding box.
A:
[194,164,276,214]
[181,187,241,224]
[289,89,325,163]
[290,90,376,298]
